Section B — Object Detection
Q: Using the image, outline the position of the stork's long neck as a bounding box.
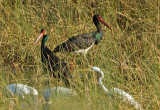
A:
[41,35,48,49]
[95,23,102,33]
[94,21,103,44]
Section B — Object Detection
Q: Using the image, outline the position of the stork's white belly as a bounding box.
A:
[74,43,94,55]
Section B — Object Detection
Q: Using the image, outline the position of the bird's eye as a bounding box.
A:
[44,31,47,35]
[98,16,101,20]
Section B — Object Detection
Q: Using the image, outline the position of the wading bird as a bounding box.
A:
[34,29,72,86]
[43,87,77,104]
[92,67,141,110]
[43,67,141,109]
[6,83,38,110]
[7,83,38,97]
[53,15,112,70]
[53,15,112,55]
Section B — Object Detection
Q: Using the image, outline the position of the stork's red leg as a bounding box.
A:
[70,54,77,72]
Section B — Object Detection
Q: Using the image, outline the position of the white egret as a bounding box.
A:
[43,67,141,109]
[92,66,141,110]
[7,83,38,98]
[6,83,38,110]
[43,87,77,104]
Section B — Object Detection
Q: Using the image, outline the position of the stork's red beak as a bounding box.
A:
[34,30,45,45]
[98,16,112,31]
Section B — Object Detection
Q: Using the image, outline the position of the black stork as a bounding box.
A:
[53,15,112,55]
[34,29,72,86]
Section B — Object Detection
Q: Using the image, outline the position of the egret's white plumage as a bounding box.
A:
[43,87,77,103]
[7,83,38,98]
[92,66,141,110]
[6,83,38,110]
[43,66,141,109]
[74,43,95,55]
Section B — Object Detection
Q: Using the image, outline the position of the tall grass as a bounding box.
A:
[0,0,160,109]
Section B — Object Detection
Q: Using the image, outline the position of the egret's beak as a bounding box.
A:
[98,16,112,31]
[34,30,45,45]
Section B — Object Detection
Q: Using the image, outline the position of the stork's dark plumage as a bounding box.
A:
[34,29,72,86]
[53,15,112,55]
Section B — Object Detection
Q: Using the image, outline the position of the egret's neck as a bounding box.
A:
[98,75,108,93]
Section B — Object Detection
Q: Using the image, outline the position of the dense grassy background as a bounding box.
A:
[0,0,160,109]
